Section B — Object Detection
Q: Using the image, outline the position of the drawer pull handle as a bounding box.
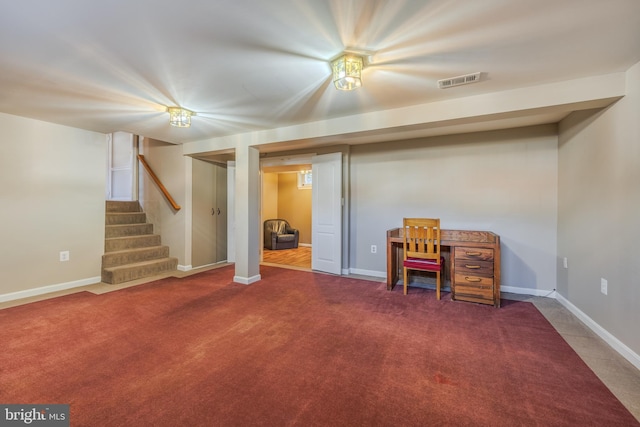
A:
[465,277,482,282]
[465,251,482,256]
[465,264,481,269]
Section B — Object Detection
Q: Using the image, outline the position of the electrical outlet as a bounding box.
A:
[370,245,377,254]
[601,278,608,295]
[563,257,568,269]
[60,251,70,262]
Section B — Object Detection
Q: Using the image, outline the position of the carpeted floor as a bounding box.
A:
[0,265,637,426]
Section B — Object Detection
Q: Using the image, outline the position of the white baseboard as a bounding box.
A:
[501,285,557,299]
[233,274,261,285]
[348,268,386,279]
[555,293,640,371]
[180,260,229,272]
[0,276,101,303]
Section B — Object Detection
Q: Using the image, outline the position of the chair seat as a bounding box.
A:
[403,256,444,271]
[277,234,296,242]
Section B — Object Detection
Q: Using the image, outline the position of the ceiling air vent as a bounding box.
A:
[437,72,481,89]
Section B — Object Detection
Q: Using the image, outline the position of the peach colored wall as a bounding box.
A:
[262,172,279,221]
[277,173,312,245]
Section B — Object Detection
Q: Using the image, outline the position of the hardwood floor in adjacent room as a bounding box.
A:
[262,246,311,269]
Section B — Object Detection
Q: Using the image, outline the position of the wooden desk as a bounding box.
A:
[387,228,501,308]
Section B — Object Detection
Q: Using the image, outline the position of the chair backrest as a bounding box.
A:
[403,218,441,261]
[264,219,290,235]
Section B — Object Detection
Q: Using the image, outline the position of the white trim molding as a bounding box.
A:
[348,268,386,279]
[0,276,101,303]
[233,274,261,285]
[501,285,557,299]
[555,293,640,371]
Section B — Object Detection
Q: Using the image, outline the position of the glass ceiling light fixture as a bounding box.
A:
[167,107,195,128]
[331,53,364,91]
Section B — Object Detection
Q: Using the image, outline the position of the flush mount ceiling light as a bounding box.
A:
[167,107,195,128]
[331,53,364,91]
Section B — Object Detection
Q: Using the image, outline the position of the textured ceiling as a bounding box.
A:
[1,0,639,145]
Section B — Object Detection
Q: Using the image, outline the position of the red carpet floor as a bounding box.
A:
[0,265,637,426]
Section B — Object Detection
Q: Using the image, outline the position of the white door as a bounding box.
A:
[107,132,135,201]
[311,152,342,275]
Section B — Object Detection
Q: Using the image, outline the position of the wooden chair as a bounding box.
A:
[402,218,444,299]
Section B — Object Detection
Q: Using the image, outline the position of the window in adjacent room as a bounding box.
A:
[297,170,312,189]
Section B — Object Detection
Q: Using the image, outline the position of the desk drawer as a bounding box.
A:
[454,247,494,262]
[455,273,493,287]
[456,260,493,277]
[454,275,494,299]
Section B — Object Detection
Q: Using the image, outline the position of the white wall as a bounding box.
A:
[349,125,559,293]
[557,61,640,358]
[139,138,187,267]
[0,113,106,298]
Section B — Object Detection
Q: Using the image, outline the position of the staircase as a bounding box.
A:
[102,201,178,284]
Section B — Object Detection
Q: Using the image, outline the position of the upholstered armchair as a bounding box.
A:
[264,219,299,250]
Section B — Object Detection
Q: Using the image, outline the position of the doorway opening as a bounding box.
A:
[261,164,312,270]
[260,152,343,275]
[106,131,137,201]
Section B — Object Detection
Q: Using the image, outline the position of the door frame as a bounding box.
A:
[106,132,137,201]
[259,152,345,275]
[260,154,314,266]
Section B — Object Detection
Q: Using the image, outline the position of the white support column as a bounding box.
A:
[233,144,261,284]
[182,155,193,271]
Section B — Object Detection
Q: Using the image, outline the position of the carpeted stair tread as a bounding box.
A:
[106,200,141,213]
[106,212,147,225]
[105,234,162,252]
[105,223,154,238]
[102,246,170,268]
[102,201,177,284]
[101,257,178,284]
